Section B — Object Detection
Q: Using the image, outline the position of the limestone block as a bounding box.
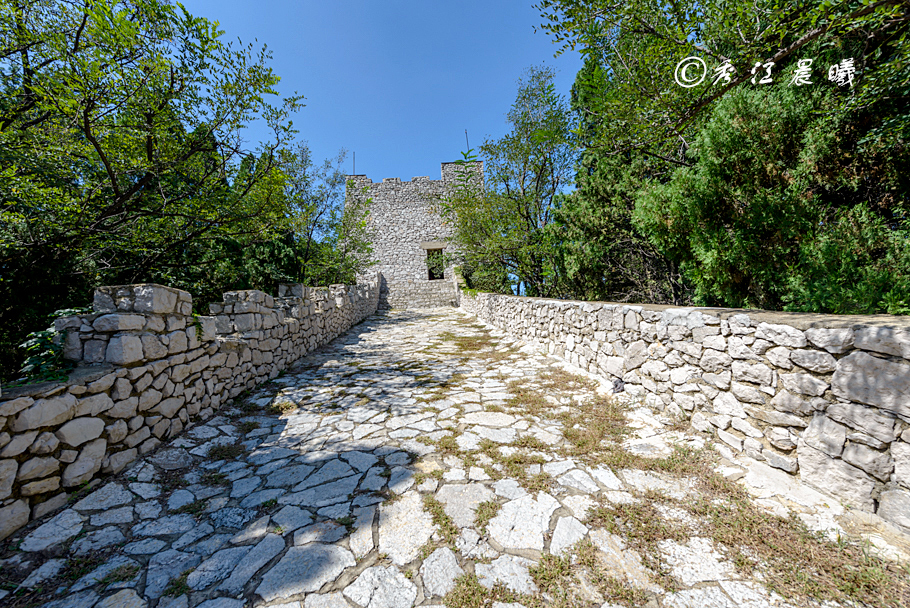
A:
[30,431,60,455]
[106,335,144,365]
[134,284,181,314]
[877,489,910,530]
[22,476,60,496]
[87,372,118,394]
[700,349,732,373]
[893,442,910,489]
[167,330,188,354]
[104,448,138,474]
[669,365,699,385]
[0,459,17,499]
[128,416,143,432]
[805,327,854,354]
[831,351,910,419]
[841,443,892,481]
[109,397,138,419]
[153,397,184,418]
[702,335,726,351]
[0,396,33,417]
[692,326,720,343]
[62,438,107,487]
[141,334,168,360]
[767,427,797,450]
[106,420,129,444]
[854,326,910,359]
[780,373,828,397]
[111,378,132,401]
[1,430,38,457]
[18,456,60,481]
[93,314,145,332]
[797,440,875,511]
[703,370,731,390]
[764,450,798,473]
[691,412,712,433]
[59,449,78,463]
[0,500,30,541]
[83,340,107,363]
[790,349,837,374]
[145,315,166,332]
[744,406,806,428]
[801,414,847,457]
[769,389,823,415]
[623,341,647,371]
[13,394,76,432]
[640,360,669,382]
[712,393,746,418]
[765,346,792,370]
[124,427,150,449]
[133,373,154,393]
[825,402,897,443]
[56,417,105,447]
[732,361,772,385]
[717,429,743,451]
[731,418,763,438]
[728,336,760,360]
[731,382,766,405]
[754,323,807,348]
[75,393,114,417]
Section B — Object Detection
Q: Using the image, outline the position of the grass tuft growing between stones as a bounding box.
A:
[163,569,192,597]
[423,495,459,546]
[207,442,247,460]
[442,573,521,608]
[474,501,501,536]
[174,499,207,516]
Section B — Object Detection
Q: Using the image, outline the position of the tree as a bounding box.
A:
[0,0,302,378]
[439,65,577,297]
[534,0,910,313]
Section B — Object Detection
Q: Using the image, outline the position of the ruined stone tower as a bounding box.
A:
[346,161,483,309]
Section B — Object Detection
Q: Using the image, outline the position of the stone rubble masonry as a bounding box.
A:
[0,277,380,540]
[458,288,910,532]
[346,162,483,309]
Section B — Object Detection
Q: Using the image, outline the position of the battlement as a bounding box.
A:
[345,161,483,188]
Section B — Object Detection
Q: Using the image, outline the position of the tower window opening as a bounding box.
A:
[427,248,444,280]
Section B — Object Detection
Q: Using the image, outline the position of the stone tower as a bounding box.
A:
[346,161,483,309]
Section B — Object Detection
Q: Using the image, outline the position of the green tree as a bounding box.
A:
[535,0,910,313]
[439,65,577,297]
[0,0,302,378]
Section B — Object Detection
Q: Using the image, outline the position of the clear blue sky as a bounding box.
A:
[178,0,583,182]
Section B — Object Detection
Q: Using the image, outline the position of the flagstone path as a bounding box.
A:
[1,308,908,608]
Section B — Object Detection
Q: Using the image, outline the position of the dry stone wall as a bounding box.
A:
[0,277,379,540]
[459,289,910,532]
[347,162,482,309]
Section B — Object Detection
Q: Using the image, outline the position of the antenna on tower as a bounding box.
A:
[465,129,469,150]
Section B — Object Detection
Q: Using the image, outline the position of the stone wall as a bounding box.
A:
[347,162,482,309]
[379,276,457,309]
[458,289,910,532]
[0,277,380,540]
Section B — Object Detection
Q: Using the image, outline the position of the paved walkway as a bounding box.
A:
[2,309,908,608]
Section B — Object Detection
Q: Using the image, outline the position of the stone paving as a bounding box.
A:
[1,308,909,608]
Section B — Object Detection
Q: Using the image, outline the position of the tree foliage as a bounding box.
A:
[439,65,577,297]
[0,0,373,380]
[534,0,909,312]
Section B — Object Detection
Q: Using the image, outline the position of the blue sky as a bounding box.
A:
[179,0,583,182]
